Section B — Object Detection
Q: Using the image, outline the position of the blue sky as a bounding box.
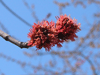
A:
[0,0,98,75]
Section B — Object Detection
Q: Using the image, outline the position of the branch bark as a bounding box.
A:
[0,30,29,48]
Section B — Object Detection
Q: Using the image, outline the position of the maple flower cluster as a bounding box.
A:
[27,14,81,51]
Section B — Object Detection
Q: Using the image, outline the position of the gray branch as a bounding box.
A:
[0,30,30,48]
[0,0,32,27]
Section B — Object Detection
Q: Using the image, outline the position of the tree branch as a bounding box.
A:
[0,0,32,27]
[80,53,97,75]
[0,30,29,48]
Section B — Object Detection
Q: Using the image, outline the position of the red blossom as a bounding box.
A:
[55,14,81,41]
[27,14,81,51]
[28,21,62,51]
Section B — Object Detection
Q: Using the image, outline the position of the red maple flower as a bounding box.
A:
[28,20,62,51]
[55,14,81,41]
[27,14,81,51]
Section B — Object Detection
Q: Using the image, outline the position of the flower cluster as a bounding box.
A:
[55,14,81,41]
[27,14,81,51]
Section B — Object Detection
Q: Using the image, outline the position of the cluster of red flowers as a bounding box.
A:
[27,14,81,51]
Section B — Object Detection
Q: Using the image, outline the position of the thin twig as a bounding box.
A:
[0,21,9,34]
[0,0,32,27]
[81,53,97,75]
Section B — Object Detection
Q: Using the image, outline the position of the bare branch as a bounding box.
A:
[0,0,32,27]
[23,0,39,23]
[0,30,29,48]
[80,53,97,75]
[0,21,9,34]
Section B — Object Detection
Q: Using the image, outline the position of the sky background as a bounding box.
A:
[0,0,98,75]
